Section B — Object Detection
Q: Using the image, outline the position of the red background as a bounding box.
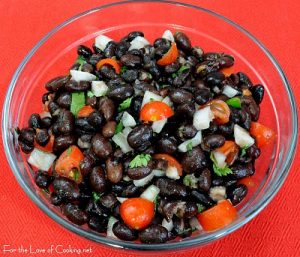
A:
[0,1,299,256]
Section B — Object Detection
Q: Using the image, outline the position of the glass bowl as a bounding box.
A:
[2,0,297,251]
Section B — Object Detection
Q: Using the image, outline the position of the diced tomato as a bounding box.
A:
[215,140,239,165]
[55,145,84,183]
[220,66,234,77]
[238,176,255,187]
[157,42,178,66]
[197,200,237,231]
[153,153,183,176]
[34,134,54,153]
[209,99,230,125]
[120,198,155,230]
[140,101,174,122]
[77,105,95,118]
[250,122,276,147]
[96,58,121,74]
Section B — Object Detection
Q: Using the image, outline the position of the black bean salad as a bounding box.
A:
[17,30,276,244]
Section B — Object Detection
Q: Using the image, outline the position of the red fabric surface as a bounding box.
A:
[0,1,299,256]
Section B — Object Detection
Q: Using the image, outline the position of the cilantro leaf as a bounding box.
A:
[183,174,198,188]
[87,91,95,98]
[177,65,189,74]
[76,55,86,70]
[115,121,124,134]
[42,188,50,194]
[129,154,151,168]
[118,97,132,112]
[70,92,85,116]
[92,191,102,203]
[240,145,250,157]
[186,141,193,152]
[213,163,233,176]
[120,65,128,75]
[197,203,205,213]
[226,97,241,108]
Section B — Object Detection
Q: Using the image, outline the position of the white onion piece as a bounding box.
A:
[77,138,90,149]
[140,185,160,202]
[122,112,136,127]
[223,85,239,98]
[40,111,51,119]
[112,128,133,153]
[152,118,167,133]
[153,169,165,177]
[193,106,214,130]
[234,124,255,148]
[209,186,227,202]
[162,30,174,42]
[122,127,132,137]
[211,151,227,168]
[162,218,174,231]
[91,81,108,97]
[178,131,202,152]
[129,36,150,50]
[189,217,203,231]
[123,175,132,181]
[162,96,173,107]
[28,148,56,171]
[133,171,154,187]
[70,70,97,82]
[166,166,180,180]
[95,35,113,51]
[107,216,118,238]
[213,86,221,94]
[141,90,162,107]
[116,197,128,203]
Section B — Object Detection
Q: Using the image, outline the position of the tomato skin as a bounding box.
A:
[215,140,239,165]
[77,105,95,118]
[209,99,230,125]
[250,122,276,147]
[120,198,155,230]
[153,154,183,176]
[220,66,234,77]
[197,200,237,231]
[157,42,178,66]
[34,134,54,153]
[238,176,255,187]
[140,101,174,122]
[96,58,121,74]
[55,145,84,183]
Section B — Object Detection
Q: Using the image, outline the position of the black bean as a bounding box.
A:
[231,162,254,179]
[242,96,260,121]
[50,193,63,206]
[92,43,102,54]
[88,215,108,233]
[127,31,144,41]
[219,55,234,68]
[218,122,234,137]
[19,128,35,145]
[57,92,71,109]
[35,129,49,146]
[42,92,51,103]
[205,71,225,87]
[53,177,80,201]
[98,97,115,121]
[19,141,33,153]
[99,65,117,79]
[87,111,104,127]
[154,38,171,48]
[103,41,117,58]
[155,178,187,199]
[149,64,161,80]
[227,184,248,205]
[203,134,225,150]
[153,159,168,171]
[53,135,77,154]
[65,80,91,92]
[251,84,264,104]
[48,101,60,116]
[100,194,117,209]
[111,182,140,197]
[115,41,130,59]
[62,203,88,225]
[86,95,97,108]
[133,80,157,93]
[77,45,93,58]
[81,63,94,73]
[79,156,94,176]
[195,61,219,78]
[113,222,138,241]
[106,158,123,183]
[164,61,180,74]
[127,125,153,151]
[169,89,193,104]
[195,87,212,105]
[191,46,204,59]
[120,54,141,68]
[173,218,192,238]
[88,53,103,66]
[108,85,134,101]
[177,124,197,140]
[198,168,212,192]
[139,225,168,244]
[28,113,42,129]
[181,147,208,173]
[89,166,107,193]
[45,76,69,92]
[41,117,52,128]
[190,190,214,206]
[127,166,151,180]
[157,137,177,154]
[56,110,74,135]
[102,121,116,138]
[237,72,253,88]
[193,79,206,89]
[92,134,113,159]
[93,201,110,217]
[247,145,261,159]
[154,45,169,59]
[174,32,191,52]
[35,171,54,189]
[121,69,138,83]
[176,102,195,119]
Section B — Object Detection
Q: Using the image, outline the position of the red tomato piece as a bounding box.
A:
[209,99,230,125]
[250,122,276,147]
[157,42,178,66]
[238,176,255,188]
[215,140,239,166]
[77,105,95,118]
[220,66,234,77]
[140,101,174,122]
[34,134,54,153]
[153,153,183,176]
[96,58,121,74]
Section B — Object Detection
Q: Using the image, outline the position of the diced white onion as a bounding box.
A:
[95,35,113,51]
[40,111,51,119]
[122,127,132,137]
[162,96,173,107]
[162,30,174,42]
[213,86,221,94]
[193,106,214,130]
[122,112,136,127]
[141,90,163,107]
[133,171,155,187]
[140,185,160,202]
[152,118,167,133]
[209,186,227,202]
[234,124,255,148]
[129,36,150,50]
[223,85,239,98]
[116,197,128,203]
[112,129,133,153]
[162,218,174,231]
[212,150,227,168]
[28,148,56,171]
[77,138,91,149]
[189,217,203,231]
[166,166,180,180]
[91,81,108,97]
[70,70,97,82]
[123,175,132,181]
[178,131,202,152]
[107,216,118,238]
[153,169,165,177]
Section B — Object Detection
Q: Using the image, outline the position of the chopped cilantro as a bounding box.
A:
[72,168,80,183]
[183,174,198,188]
[76,55,86,70]
[197,203,205,213]
[186,141,193,152]
[226,97,241,108]
[177,65,189,74]
[92,191,102,202]
[70,92,85,116]
[115,121,124,134]
[118,97,132,112]
[240,145,250,157]
[171,73,177,78]
[129,154,151,168]
[87,91,95,98]
[120,65,128,75]
[213,163,233,177]
[67,147,73,155]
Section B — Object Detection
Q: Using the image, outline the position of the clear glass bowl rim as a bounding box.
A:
[2,0,298,251]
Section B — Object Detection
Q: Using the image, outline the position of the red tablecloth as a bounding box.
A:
[1,1,299,256]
